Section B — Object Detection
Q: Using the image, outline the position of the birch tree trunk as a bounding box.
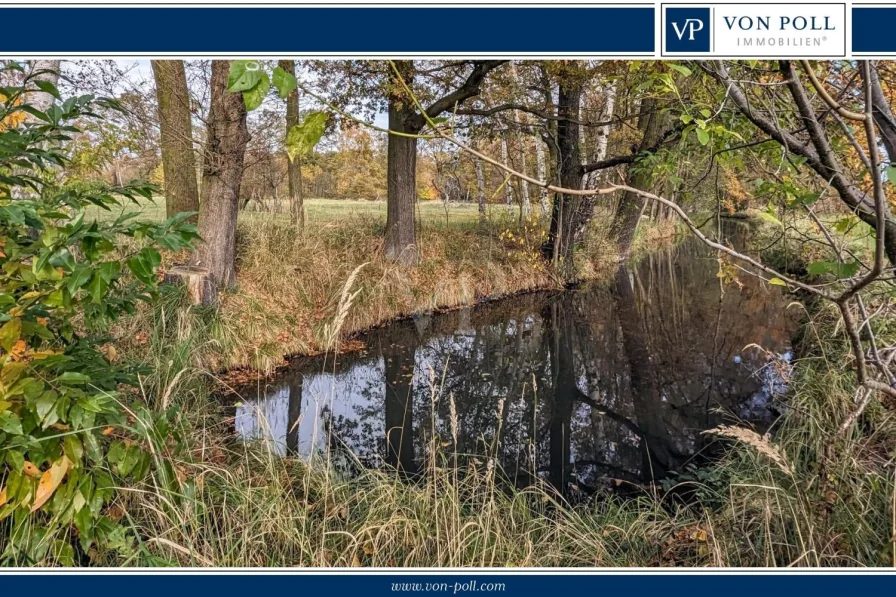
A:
[535,138,550,216]
[151,60,200,219]
[26,60,60,116]
[585,81,617,189]
[500,135,514,214]
[475,156,486,217]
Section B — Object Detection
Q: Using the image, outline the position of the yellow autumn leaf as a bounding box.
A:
[0,486,7,507]
[30,456,70,512]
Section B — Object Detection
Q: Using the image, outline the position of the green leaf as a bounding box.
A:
[57,372,91,385]
[758,211,783,228]
[808,260,860,278]
[668,63,692,77]
[286,112,328,161]
[67,265,92,294]
[34,79,60,99]
[242,71,270,111]
[0,411,23,435]
[700,109,712,118]
[127,247,161,286]
[0,318,22,352]
[768,277,787,286]
[227,60,264,93]
[696,128,710,146]
[272,66,297,100]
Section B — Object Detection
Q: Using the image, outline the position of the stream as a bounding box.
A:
[230,223,799,494]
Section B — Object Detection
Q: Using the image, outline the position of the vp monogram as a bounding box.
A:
[671,18,705,41]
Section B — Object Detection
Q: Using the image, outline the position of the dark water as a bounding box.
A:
[232,224,799,493]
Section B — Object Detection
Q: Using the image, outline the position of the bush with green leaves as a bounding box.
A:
[0,62,198,564]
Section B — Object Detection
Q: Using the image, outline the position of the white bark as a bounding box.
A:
[475,156,486,215]
[584,81,617,188]
[519,140,531,216]
[500,135,513,213]
[26,60,61,116]
[535,138,550,216]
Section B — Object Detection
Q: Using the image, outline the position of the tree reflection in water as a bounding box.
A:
[234,226,798,494]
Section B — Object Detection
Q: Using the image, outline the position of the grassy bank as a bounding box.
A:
[114,199,677,372]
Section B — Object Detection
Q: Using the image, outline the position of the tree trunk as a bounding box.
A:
[535,137,550,216]
[195,60,250,289]
[279,59,305,229]
[544,76,584,270]
[151,60,200,219]
[384,61,420,266]
[584,82,617,189]
[475,156,486,216]
[25,60,60,116]
[609,98,666,260]
[500,135,514,214]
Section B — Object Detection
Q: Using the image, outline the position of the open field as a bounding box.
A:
[92,197,527,227]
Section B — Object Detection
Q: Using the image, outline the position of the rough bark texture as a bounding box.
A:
[151,60,200,219]
[195,60,250,289]
[385,62,421,265]
[279,59,305,228]
[384,60,506,265]
[609,98,667,259]
[544,77,584,269]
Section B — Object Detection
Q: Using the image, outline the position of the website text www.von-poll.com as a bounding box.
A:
[391,581,507,594]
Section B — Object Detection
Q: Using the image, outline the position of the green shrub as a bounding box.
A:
[0,61,197,564]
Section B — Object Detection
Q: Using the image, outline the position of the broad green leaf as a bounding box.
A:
[696,127,710,146]
[0,411,23,435]
[227,60,264,93]
[272,66,297,100]
[242,71,270,111]
[286,112,328,161]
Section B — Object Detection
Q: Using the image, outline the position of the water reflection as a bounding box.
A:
[232,225,798,492]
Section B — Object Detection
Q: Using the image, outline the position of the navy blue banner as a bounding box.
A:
[853,6,896,54]
[0,573,894,594]
[0,6,655,55]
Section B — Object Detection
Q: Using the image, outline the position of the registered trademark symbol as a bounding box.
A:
[823,36,828,41]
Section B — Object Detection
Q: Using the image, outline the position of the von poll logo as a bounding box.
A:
[665,7,710,53]
[663,3,846,57]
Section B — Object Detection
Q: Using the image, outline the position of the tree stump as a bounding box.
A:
[165,265,217,306]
